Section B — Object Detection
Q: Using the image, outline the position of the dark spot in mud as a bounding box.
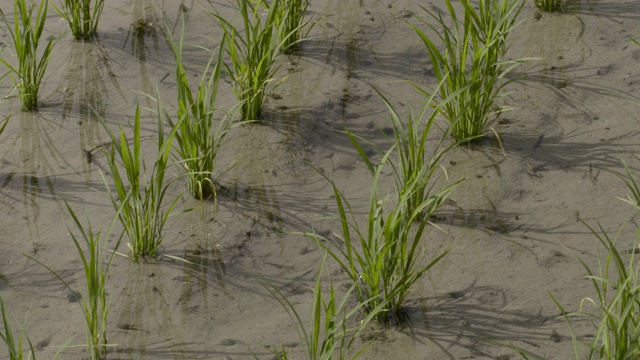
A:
[67,290,82,303]
[220,338,240,346]
[35,338,50,351]
[551,329,562,343]
[532,134,544,149]
[382,127,394,136]
[597,64,614,76]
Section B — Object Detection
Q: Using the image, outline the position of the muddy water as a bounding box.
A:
[1,0,640,359]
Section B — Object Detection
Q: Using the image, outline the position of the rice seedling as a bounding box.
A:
[348,80,468,218]
[542,159,640,360]
[28,201,126,359]
[548,221,640,360]
[305,156,454,321]
[98,101,183,262]
[409,0,528,143]
[616,156,640,216]
[164,21,237,202]
[212,0,285,121]
[0,296,36,360]
[51,0,105,40]
[534,0,563,12]
[277,0,313,52]
[263,257,386,360]
[0,0,55,111]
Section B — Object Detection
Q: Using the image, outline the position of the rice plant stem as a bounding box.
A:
[51,0,105,40]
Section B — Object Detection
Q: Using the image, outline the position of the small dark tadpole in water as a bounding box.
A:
[35,338,50,351]
[220,339,240,346]
[67,290,82,303]
[84,150,92,164]
[533,134,544,149]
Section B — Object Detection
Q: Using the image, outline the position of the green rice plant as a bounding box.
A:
[462,0,523,72]
[28,201,126,359]
[349,80,468,218]
[549,222,640,360]
[542,159,640,360]
[305,155,454,321]
[277,0,313,52]
[0,297,36,360]
[51,0,104,40]
[617,156,640,216]
[98,101,183,262]
[409,0,528,143]
[534,0,563,12]
[212,0,285,121]
[164,22,237,202]
[264,257,386,360]
[0,0,55,111]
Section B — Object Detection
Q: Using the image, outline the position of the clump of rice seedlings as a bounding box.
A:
[278,0,313,52]
[534,0,563,12]
[165,21,237,202]
[549,222,640,360]
[306,157,453,321]
[51,0,104,40]
[98,101,183,262]
[212,0,285,121]
[409,0,528,143]
[28,201,125,359]
[543,159,640,360]
[0,297,36,360]
[349,81,467,218]
[264,258,386,359]
[0,0,55,111]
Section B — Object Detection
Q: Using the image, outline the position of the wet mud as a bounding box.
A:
[1,0,640,359]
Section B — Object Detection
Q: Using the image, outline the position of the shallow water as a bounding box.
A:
[1,0,640,359]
